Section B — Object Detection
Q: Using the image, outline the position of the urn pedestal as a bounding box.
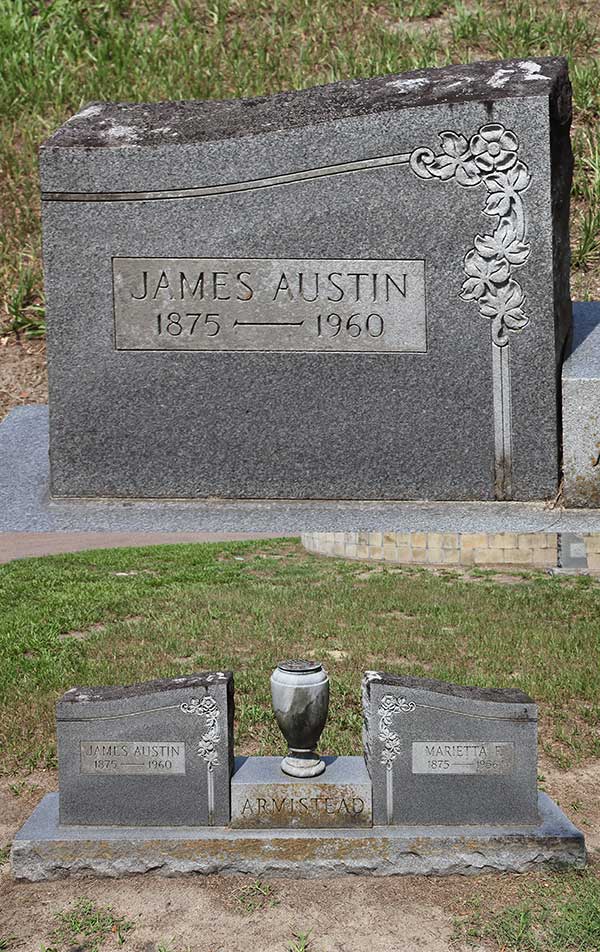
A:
[270,661,329,778]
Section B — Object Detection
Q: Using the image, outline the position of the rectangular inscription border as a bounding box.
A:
[412,741,515,776]
[112,256,428,355]
[80,740,186,776]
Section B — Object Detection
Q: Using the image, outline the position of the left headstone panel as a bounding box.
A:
[57,673,234,826]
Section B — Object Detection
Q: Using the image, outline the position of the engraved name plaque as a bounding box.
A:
[112,257,427,353]
[412,741,515,776]
[80,740,186,775]
[239,795,366,819]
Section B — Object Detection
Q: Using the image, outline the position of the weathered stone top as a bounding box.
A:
[364,672,533,705]
[41,57,570,152]
[58,672,231,704]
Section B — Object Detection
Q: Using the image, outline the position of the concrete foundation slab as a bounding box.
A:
[11,792,585,880]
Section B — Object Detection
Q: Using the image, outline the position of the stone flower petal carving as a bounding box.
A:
[377,694,416,769]
[469,123,518,172]
[409,123,531,346]
[181,695,221,770]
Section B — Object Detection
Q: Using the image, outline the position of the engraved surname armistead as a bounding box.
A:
[239,795,366,817]
[412,741,514,775]
[80,740,186,775]
[113,257,427,354]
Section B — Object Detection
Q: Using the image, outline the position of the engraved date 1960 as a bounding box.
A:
[91,758,175,770]
[155,311,385,339]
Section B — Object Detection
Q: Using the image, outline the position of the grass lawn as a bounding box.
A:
[1,0,600,340]
[1,538,599,773]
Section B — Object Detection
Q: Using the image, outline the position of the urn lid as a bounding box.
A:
[277,659,322,674]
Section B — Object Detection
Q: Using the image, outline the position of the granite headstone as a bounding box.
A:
[57,672,234,826]
[562,304,600,507]
[362,672,538,826]
[40,57,571,502]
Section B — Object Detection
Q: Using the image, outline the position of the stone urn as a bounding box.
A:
[270,660,329,777]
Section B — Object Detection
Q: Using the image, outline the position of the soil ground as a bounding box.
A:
[0,533,280,565]
[0,338,46,424]
[0,759,598,952]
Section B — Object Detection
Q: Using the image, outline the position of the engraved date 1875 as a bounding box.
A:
[155,310,385,340]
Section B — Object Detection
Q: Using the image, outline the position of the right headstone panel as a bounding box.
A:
[362,672,538,826]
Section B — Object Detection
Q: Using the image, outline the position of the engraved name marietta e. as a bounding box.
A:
[412,741,515,775]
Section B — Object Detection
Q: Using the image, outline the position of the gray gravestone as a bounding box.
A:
[562,303,600,507]
[362,672,538,826]
[230,756,372,829]
[57,673,234,826]
[40,57,571,502]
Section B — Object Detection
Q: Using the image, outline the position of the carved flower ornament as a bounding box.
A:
[409,122,531,347]
[469,123,519,173]
[377,694,416,769]
[180,695,221,770]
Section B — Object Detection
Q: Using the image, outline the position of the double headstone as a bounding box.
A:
[56,668,539,830]
[41,56,571,502]
[12,667,585,880]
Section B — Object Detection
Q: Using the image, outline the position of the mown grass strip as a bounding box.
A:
[1,539,599,773]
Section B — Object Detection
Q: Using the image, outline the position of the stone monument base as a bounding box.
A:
[230,756,372,829]
[11,792,584,880]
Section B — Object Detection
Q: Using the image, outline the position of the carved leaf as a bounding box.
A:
[479,299,500,318]
[495,279,525,309]
[475,227,530,266]
[439,131,469,157]
[464,250,509,285]
[474,234,499,259]
[460,276,485,300]
[480,280,528,334]
[429,154,461,180]
[484,189,512,217]
[503,308,528,330]
[507,160,531,192]
[455,162,481,187]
